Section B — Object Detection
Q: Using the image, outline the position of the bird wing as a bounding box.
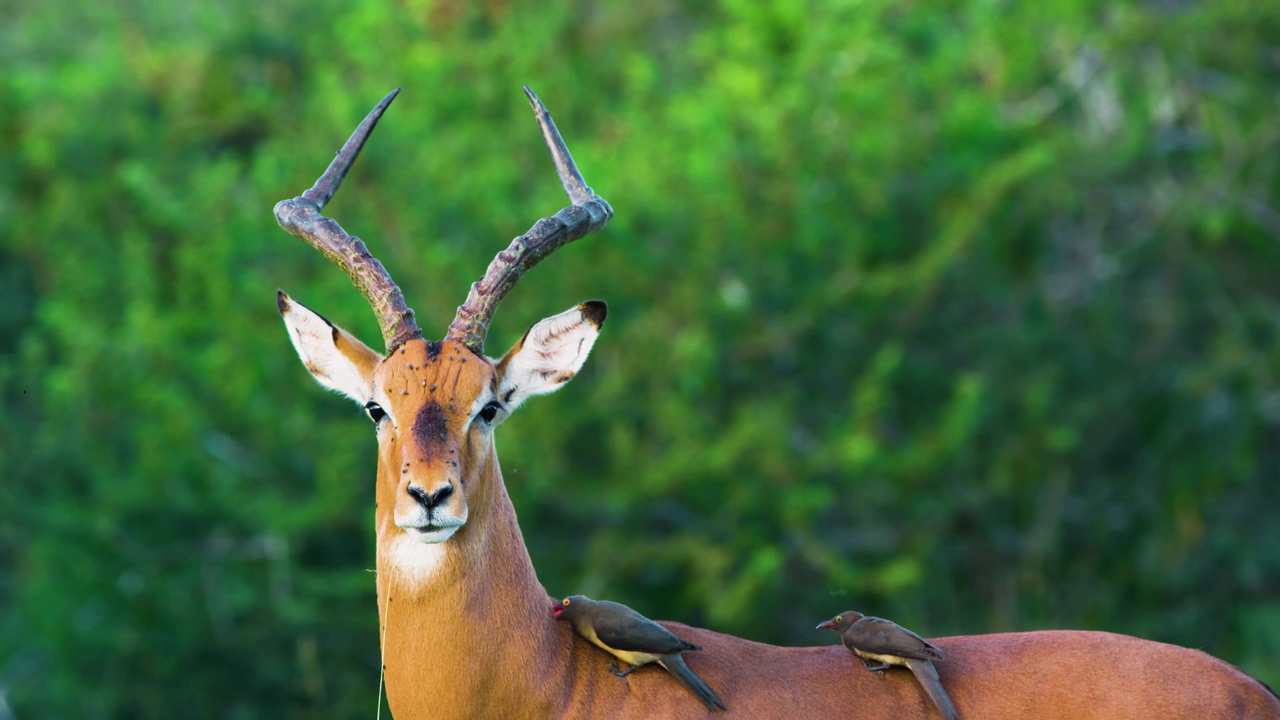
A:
[590,601,699,654]
[849,617,944,661]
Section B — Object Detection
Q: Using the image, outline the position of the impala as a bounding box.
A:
[273,88,1280,719]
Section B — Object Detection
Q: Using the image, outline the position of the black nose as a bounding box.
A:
[407,483,453,510]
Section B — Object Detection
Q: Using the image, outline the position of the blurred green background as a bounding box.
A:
[3,0,1279,716]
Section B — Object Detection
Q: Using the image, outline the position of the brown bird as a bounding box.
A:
[553,595,728,711]
[818,611,959,720]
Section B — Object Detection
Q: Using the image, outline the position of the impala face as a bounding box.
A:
[279,293,605,548]
[368,339,495,544]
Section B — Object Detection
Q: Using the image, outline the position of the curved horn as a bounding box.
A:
[274,89,422,353]
[445,86,613,354]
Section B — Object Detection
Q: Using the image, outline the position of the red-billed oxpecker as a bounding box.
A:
[554,595,728,712]
[818,611,960,720]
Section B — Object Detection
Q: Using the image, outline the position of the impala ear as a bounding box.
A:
[495,301,606,411]
[278,290,383,403]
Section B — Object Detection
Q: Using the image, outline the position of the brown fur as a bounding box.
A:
[343,339,1279,719]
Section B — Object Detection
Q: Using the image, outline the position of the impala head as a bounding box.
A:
[274,87,612,565]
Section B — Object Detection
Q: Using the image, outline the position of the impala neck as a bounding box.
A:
[375,456,572,718]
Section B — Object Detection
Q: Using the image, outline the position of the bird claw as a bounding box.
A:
[608,663,632,688]
[859,660,891,676]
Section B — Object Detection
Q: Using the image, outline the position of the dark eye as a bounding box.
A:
[364,401,387,424]
[478,401,502,424]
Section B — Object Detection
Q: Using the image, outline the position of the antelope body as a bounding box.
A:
[273,89,1280,719]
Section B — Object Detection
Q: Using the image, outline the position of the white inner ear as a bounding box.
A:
[280,294,380,403]
[497,304,602,411]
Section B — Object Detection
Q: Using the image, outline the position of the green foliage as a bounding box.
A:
[3,0,1279,715]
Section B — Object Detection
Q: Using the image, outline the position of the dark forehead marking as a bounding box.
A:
[412,401,449,459]
[425,340,442,361]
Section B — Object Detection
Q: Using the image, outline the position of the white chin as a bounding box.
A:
[404,525,460,544]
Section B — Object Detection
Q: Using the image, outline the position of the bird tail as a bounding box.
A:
[906,658,960,720]
[658,654,728,712]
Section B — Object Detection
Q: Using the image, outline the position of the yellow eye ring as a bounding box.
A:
[562,598,571,606]
[835,616,843,624]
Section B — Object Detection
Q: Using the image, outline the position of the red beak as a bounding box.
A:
[552,605,563,619]
[816,620,836,630]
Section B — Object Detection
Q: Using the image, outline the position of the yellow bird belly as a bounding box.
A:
[577,622,660,667]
